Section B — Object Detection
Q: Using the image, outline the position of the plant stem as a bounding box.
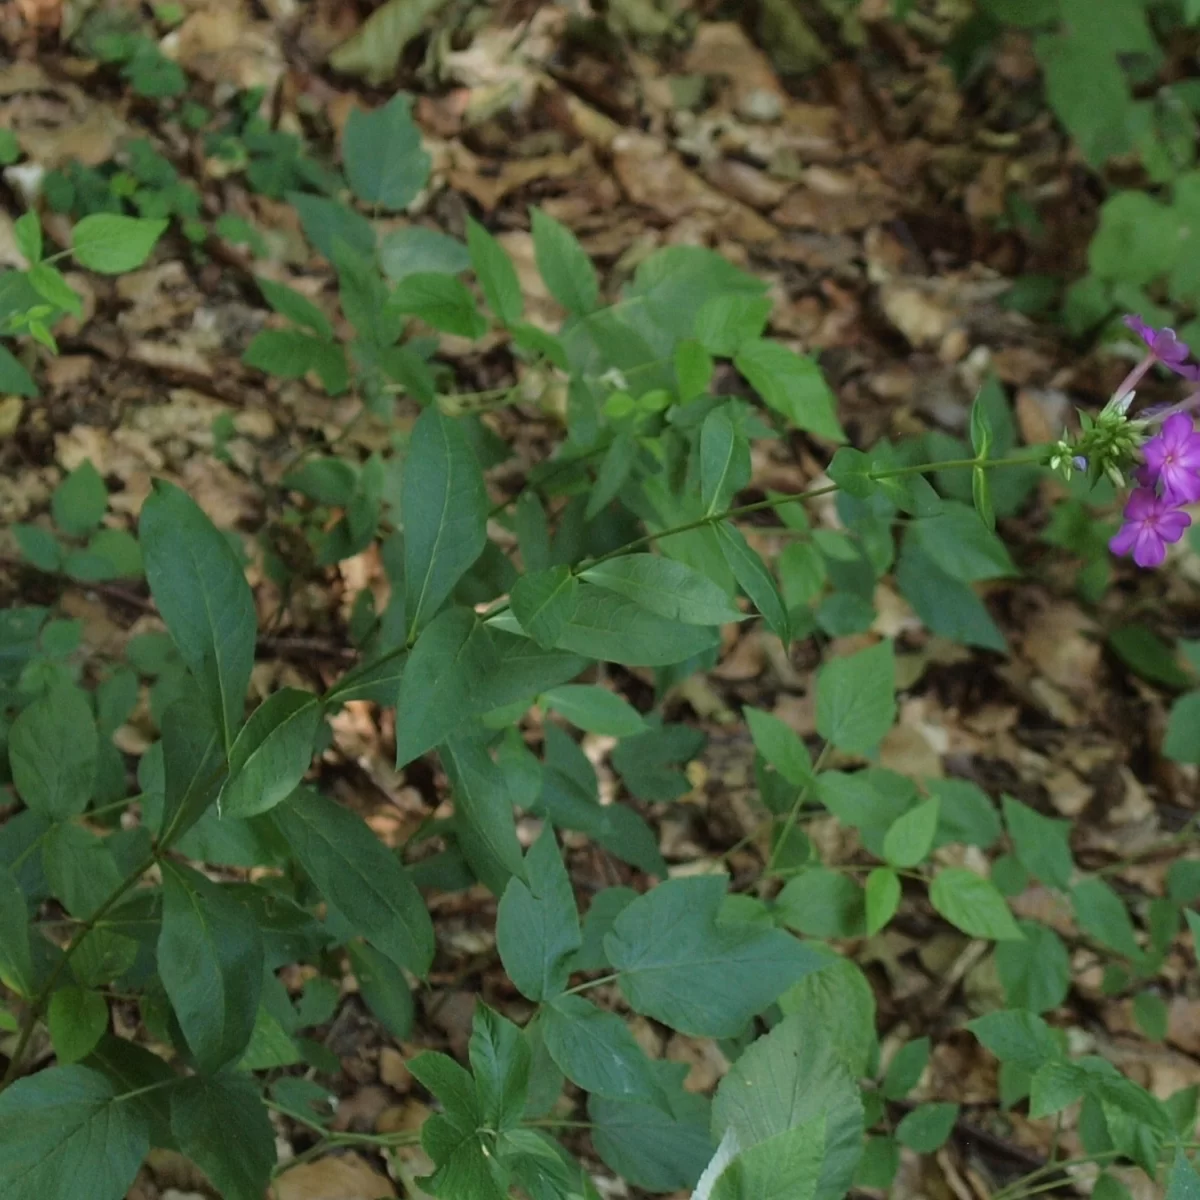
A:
[764,744,830,876]
[0,768,222,1091]
[561,971,619,997]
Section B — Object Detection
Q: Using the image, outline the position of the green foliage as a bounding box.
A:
[0,101,1188,1200]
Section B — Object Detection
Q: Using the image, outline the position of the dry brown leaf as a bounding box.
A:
[270,1152,397,1200]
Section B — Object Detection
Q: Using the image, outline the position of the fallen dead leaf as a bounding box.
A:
[270,1152,397,1200]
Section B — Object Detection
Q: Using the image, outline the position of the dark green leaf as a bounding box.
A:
[605,875,822,1037]
[882,796,939,868]
[571,887,638,973]
[865,866,901,935]
[497,827,581,1001]
[467,217,523,325]
[140,481,256,749]
[589,1061,713,1193]
[255,277,333,337]
[909,503,1016,582]
[541,994,667,1107]
[272,788,434,975]
[390,272,487,337]
[715,522,790,644]
[676,339,713,401]
[0,344,35,396]
[52,461,107,536]
[744,707,811,787]
[170,1073,275,1200]
[531,208,598,315]
[403,406,488,636]
[776,868,866,938]
[71,214,166,273]
[694,294,772,358]
[543,685,647,737]
[14,523,62,571]
[930,869,1022,941]
[380,227,470,282]
[1002,795,1074,890]
[968,1010,1060,1071]
[995,920,1071,1013]
[815,640,896,754]
[511,567,578,649]
[0,865,34,996]
[442,735,526,896]
[347,940,414,1039]
[9,682,97,819]
[582,554,743,626]
[342,95,430,210]
[1165,691,1200,763]
[1071,877,1142,961]
[287,192,375,261]
[699,407,750,515]
[0,1065,150,1200]
[158,698,224,841]
[927,778,1001,850]
[882,1038,930,1100]
[158,862,263,1073]
[470,1004,530,1133]
[42,824,121,919]
[218,688,321,818]
[734,340,845,442]
[395,608,495,767]
[1108,624,1192,689]
[281,457,358,506]
[491,583,720,667]
[896,1102,958,1152]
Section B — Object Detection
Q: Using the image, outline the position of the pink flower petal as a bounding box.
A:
[1132,526,1167,568]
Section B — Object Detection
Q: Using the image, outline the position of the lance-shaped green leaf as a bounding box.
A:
[140,481,256,749]
[531,207,598,315]
[158,698,225,841]
[403,406,488,636]
[271,787,434,976]
[715,522,790,645]
[490,583,720,667]
[158,862,263,1074]
[541,995,668,1108]
[9,682,97,820]
[700,407,751,515]
[71,214,167,274]
[395,608,497,768]
[467,217,523,325]
[497,826,581,1001]
[542,685,647,738]
[218,688,322,819]
[170,1073,276,1200]
[441,737,526,896]
[930,869,1023,941]
[47,986,108,1065]
[580,554,744,626]
[0,865,35,996]
[470,1005,531,1134]
[605,876,823,1037]
[0,1064,151,1200]
[734,339,845,442]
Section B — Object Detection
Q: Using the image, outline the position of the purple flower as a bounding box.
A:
[1141,413,1200,503]
[1110,487,1191,568]
[1124,315,1192,368]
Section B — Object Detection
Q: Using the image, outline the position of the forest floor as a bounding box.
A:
[1,1,1199,1198]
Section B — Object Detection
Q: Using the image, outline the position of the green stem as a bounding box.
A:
[0,767,223,1091]
[561,971,619,997]
[765,744,830,876]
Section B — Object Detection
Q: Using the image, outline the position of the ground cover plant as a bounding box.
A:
[2,3,1200,1200]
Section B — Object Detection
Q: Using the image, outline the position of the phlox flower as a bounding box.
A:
[1109,487,1191,569]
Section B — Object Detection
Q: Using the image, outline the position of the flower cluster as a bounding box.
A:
[1048,316,1200,569]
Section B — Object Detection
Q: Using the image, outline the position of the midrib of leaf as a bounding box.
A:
[180,876,228,1054]
[182,532,239,750]
[408,418,454,638]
